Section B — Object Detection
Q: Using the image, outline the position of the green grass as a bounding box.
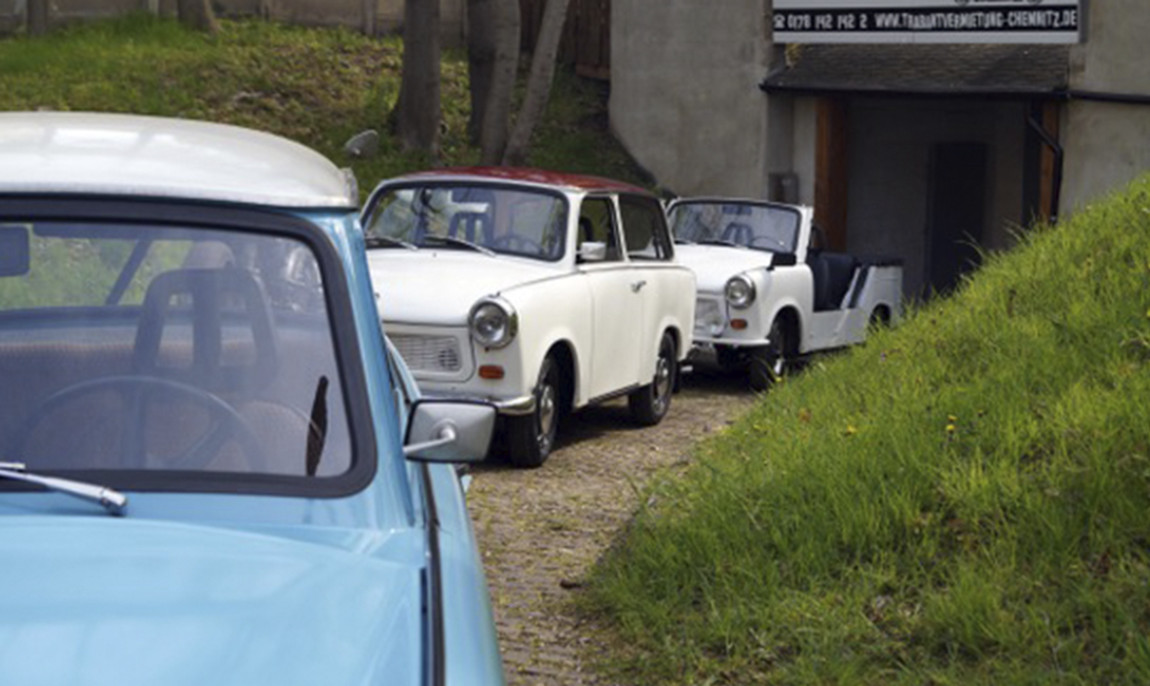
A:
[0,13,647,198]
[585,177,1150,685]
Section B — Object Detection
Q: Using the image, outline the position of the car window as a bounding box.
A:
[668,201,801,254]
[576,196,621,262]
[363,184,567,261]
[0,221,355,482]
[619,194,673,261]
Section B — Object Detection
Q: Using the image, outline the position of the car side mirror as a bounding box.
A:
[578,241,607,263]
[404,399,495,463]
[0,226,30,277]
[771,252,797,267]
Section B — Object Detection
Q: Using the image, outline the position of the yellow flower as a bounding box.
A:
[946,423,957,433]
[844,424,858,437]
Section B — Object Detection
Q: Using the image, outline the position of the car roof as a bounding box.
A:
[391,166,651,195]
[0,112,357,209]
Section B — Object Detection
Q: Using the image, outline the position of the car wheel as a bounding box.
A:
[506,356,561,468]
[869,306,891,328]
[628,331,676,426]
[748,317,789,391]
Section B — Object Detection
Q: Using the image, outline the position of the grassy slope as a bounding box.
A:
[0,13,647,197]
[586,178,1150,685]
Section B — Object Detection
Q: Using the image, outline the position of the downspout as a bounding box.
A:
[1026,112,1063,225]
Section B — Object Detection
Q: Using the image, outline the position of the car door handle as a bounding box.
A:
[631,279,647,293]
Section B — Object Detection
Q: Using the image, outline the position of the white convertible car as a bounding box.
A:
[667,197,902,390]
[364,168,695,467]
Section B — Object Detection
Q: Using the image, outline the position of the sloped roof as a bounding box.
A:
[761,43,1070,98]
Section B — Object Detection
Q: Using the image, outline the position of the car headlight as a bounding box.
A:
[724,274,756,309]
[469,297,518,349]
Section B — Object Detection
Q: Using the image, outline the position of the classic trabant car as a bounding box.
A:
[667,197,902,390]
[0,112,503,685]
[362,168,696,468]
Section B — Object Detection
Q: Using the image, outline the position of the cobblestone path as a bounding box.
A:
[465,366,758,685]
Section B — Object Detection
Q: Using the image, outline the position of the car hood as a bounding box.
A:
[0,516,424,686]
[675,245,777,292]
[367,249,559,325]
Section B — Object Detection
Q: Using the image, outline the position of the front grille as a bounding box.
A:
[694,297,725,337]
[390,334,463,373]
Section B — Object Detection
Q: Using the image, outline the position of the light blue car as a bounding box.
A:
[0,112,504,686]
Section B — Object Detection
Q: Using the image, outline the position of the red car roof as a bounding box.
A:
[395,166,650,195]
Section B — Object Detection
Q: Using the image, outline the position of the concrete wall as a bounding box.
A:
[609,0,772,197]
[1060,0,1150,213]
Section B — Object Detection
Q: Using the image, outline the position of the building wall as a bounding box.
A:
[1061,0,1150,213]
[609,0,771,197]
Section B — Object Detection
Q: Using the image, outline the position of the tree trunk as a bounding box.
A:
[27,0,49,35]
[502,0,570,167]
[177,0,219,33]
[393,0,441,156]
[467,0,495,144]
[477,0,520,165]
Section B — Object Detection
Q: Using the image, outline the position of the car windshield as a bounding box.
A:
[363,184,568,261]
[0,221,354,482]
[668,201,800,254]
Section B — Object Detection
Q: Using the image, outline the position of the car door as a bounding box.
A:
[576,195,644,400]
[617,194,676,370]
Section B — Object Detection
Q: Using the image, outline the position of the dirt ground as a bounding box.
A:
[465,364,759,685]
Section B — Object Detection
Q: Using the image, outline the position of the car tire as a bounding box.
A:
[748,317,789,391]
[628,331,676,426]
[506,356,561,468]
[714,345,744,372]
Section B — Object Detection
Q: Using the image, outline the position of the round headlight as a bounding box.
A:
[725,274,756,309]
[469,298,518,349]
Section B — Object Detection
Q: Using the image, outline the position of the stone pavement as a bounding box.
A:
[466,367,757,685]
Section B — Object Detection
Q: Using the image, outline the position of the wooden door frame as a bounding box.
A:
[814,97,849,251]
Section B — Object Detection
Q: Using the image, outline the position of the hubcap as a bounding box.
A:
[536,380,557,449]
[768,323,786,377]
[653,355,672,412]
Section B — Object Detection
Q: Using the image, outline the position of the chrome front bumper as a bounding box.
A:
[422,392,536,417]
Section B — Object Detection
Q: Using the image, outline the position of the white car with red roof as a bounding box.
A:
[363,168,695,467]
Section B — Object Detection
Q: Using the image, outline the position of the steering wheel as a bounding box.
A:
[490,234,543,254]
[14,375,268,472]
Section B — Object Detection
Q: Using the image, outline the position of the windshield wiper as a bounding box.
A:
[697,239,742,248]
[365,235,418,250]
[673,238,695,245]
[0,462,127,515]
[420,235,495,256]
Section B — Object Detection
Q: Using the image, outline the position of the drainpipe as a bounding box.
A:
[1027,113,1063,225]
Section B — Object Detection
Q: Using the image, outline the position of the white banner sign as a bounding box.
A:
[773,0,1082,44]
